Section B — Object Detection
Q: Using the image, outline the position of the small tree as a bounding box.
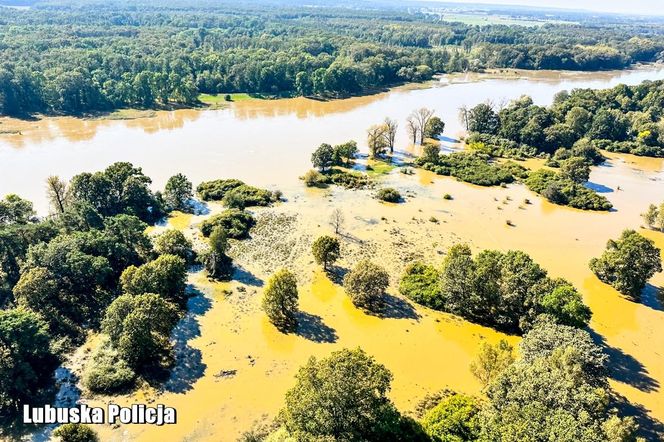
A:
[334,141,359,166]
[367,125,388,158]
[470,339,515,387]
[383,118,398,153]
[163,173,193,212]
[205,226,233,280]
[658,202,664,231]
[262,269,299,331]
[421,143,440,164]
[589,229,662,297]
[46,175,69,214]
[329,208,344,234]
[343,260,390,311]
[311,143,335,172]
[642,203,658,229]
[312,236,340,271]
[424,116,445,139]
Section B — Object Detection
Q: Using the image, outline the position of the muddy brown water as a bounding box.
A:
[1,67,663,441]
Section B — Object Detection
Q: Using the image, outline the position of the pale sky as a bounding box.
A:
[418,0,663,15]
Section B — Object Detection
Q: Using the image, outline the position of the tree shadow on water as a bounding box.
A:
[612,392,664,440]
[233,265,264,287]
[327,265,349,286]
[295,311,338,343]
[375,293,421,320]
[640,283,663,312]
[162,287,212,393]
[589,330,659,393]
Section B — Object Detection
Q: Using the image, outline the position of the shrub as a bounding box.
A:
[82,339,136,394]
[399,262,441,308]
[416,152,520,187]
[443,193,453,200]
[53,423,99,442]
[221,184,273,208]
[196,179,244,201]
[526,169,612,211]
[344,260,390,311]
[301,169,329,188]
[200,209,255,239]
[421,394,481,442]
[262,269,299,331]
[376,188,401,203]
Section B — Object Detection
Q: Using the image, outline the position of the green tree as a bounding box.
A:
[424,116,446,139]
[421,393,481,442]
[311,235,340,271]
[311,143,335,172]
[153,229,194,263]
[565,106,592,136]
[466,103,499,135]
[281,348,402,441]
[589,229,662,297]
[334,140,359,165]
[470,339,515,388]
[205,226,233,280]
[657,202,664,231]
[262,269,299,331]
[53,423,99,442]
[120,254,187,307]
[163,173,193,212]
[0,308,58,413]
[421,143,441,164]
[102,293,179,369]
[367,124,389,158]
[0,194,35,225]
[343,260,390,311]
[560,157,591,184]
[539,284,591,328]
[440,244,476,316]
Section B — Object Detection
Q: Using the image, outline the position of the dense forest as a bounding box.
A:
[2,0,664,116]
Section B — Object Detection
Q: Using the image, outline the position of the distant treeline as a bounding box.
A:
[1,0,664,116]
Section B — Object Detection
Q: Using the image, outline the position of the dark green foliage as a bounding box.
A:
[102,293,179,369]
[399,262,442,309]
[417,152,522,186]
[469,80,664,158]
[0,194,35,225]
[466,103,500,135]
[52,424,99,442]
[311,236,340,271]
[196,179,273,208]
[0,2,661,117]
[526,168,612,211]
[163,173,193,212]
[280,348,406,441]
[302,169,329,188]
[424,116,446,139]
[0,308,59,413]
[82,340,136,394]
[589,229,662,297]
[343,260,390,312]
[480,322,637,442]
[120,254,188,307]
[68,162,162,223]
[200,209,255,239]
[153,229,195,264]
[326,169,371,189]
[311,143,335,172]
[262,269,299,331]
[376,188,402,203]
[196,179,244,201]
[399,245,592,334]
[205,227,233,281]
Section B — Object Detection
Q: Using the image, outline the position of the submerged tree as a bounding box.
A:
[163,173,193,212]
[312,235,340,271]
[343,260,390,311]
[205,226,233,280]
[589,229,662,297]
[262,269,299,331]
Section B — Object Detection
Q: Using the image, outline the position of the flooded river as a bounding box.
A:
[1,66,663,441]
[1,66,664,214]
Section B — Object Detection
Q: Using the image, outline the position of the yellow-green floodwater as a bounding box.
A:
[0,67,663,441]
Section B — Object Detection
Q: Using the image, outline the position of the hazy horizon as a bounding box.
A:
[415,0,663,15]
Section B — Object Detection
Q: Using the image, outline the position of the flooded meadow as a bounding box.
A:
[1,67,663,441]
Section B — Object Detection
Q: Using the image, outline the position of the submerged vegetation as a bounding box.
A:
[399,244,592,334]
